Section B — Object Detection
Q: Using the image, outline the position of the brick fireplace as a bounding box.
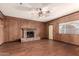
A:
[21,28,40,42]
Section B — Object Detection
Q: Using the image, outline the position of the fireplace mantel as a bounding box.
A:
[21,28,36,38]
[21,28,40,42]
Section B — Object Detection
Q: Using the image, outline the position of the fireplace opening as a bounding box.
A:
[27,31,34,38]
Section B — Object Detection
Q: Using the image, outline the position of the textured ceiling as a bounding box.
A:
[0,3,79,22]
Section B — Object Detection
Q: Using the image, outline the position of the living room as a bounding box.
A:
[0,2,79,56]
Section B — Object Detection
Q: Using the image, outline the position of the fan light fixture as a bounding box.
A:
[19,3,50,17]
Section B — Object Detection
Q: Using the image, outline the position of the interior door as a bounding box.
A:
[0,20,4,45]
[49,25,53,40]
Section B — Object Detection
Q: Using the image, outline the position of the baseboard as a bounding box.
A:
[53,40,79,47]
[1,39,21,45]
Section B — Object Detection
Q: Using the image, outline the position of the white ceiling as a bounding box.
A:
[0,3,79,22]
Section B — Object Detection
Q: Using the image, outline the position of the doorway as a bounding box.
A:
[48,25,53,40]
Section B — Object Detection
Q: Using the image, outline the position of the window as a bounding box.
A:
[59,20,79,34]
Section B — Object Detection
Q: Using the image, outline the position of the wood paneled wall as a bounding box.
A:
[3,16,47,43]
[1,10,79,45]
[47,11,79,45]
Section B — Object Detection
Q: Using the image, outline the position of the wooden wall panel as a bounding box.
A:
[47,11,79,45]
[4,16,47,43]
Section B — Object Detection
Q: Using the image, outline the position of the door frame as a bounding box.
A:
[48,24,53,40]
